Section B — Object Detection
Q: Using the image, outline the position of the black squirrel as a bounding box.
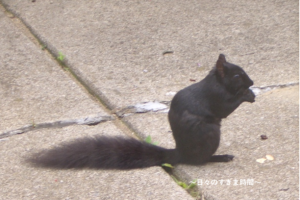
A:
[27,54,255,169]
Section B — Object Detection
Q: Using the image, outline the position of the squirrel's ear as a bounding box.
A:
[216,54,227,78]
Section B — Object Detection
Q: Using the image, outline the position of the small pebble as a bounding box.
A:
[260,135,268,140]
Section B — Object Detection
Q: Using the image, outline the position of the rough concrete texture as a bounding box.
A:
[0,0,298,200]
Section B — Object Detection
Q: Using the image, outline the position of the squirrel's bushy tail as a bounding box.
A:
[26,136,178,170]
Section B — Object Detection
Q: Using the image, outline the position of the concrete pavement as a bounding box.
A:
[0,0,298,199]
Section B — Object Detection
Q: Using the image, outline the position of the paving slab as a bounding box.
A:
[1,0,298,109]
[0,124,193,200]
[0,8,105,132]
[0,9,193,200]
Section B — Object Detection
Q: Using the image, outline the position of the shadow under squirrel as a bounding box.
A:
[26,54,255,169]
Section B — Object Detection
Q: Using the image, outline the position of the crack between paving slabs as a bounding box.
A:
[115,82,299,117]
[0,115,114,140]
[0,4,167,147]
[3,79,295,140]
[0,4,159,159]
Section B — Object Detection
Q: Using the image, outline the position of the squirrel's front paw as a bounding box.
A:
[243,89,255,103]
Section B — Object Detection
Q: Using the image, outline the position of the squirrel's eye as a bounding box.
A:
[233,74,240,79]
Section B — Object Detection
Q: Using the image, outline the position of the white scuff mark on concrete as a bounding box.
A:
[250,82,298,96]
[160,109,170,113]
[77,115,113,125]
[134,101,168,113]
[0,114,114,139]
[166,91,176,96]
[250,87,261,95]
[250,87,271,95]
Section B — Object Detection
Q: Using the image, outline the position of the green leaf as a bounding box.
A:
[144,135,158,145]
[57,52,65,61]
[171,176,196,189]
[180,182,188,188]
[162,163,174,168]
[145,135,152,144]
[152,141,158,146]
[187,180,197,189]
